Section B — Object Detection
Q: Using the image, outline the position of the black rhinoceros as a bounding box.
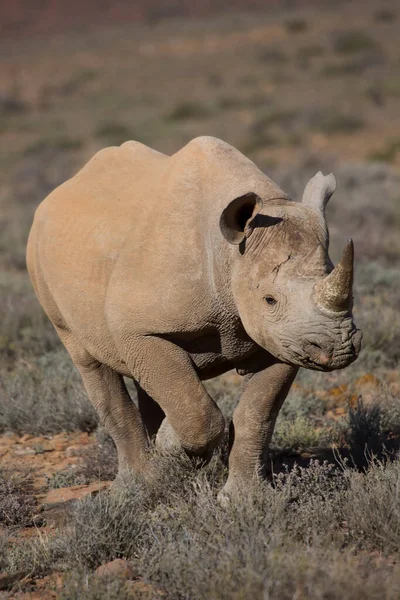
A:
[27,136,361,498]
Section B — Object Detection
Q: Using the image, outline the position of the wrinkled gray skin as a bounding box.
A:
[26,137,362,499]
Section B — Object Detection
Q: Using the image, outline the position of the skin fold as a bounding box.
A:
[26,136,362,497]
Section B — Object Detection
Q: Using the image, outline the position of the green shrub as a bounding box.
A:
[165,102,211,121]
[369,139,400,162]
[333,30,378,54]
[298,44,324,60]
[285,18,308,33]
[60,68,97,95]
[310,111,365,134]
[255,109,297,129]
[95,122,136,146]
[273,416,322,451]
[374,9,396,23]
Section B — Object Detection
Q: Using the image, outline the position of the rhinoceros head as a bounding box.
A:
[220,172,362,371]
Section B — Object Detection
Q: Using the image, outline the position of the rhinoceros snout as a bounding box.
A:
[301,326,362,371]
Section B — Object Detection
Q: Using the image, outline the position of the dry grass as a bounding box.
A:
[3,456,400,598]
[0,469,36,529]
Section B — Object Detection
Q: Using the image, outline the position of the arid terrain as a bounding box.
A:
[1,1,400,598]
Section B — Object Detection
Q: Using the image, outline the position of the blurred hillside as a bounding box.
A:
[0,0,399,306]
[3,0,344,39]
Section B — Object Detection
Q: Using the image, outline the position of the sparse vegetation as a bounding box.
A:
[298,44,324,60]
[273,416,323,451]
[369,139,400,162]
[46,469,88,489]
[333,30,378,54]
[0,349,98,435]
[60,68,98,95]
[322,57,371,77]
[4,457,400,598]
[24,137,83,156]
[0,469,36,528]
[374,9,396,23]
[95,121,137,146]
[285,18,308,33]
[242,132,279,154]
[309,110,365,134]
[257,48,287,63]
[76,428,118,482]
[165,102,211,121]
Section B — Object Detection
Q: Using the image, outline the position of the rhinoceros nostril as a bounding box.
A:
[303,340,333,365]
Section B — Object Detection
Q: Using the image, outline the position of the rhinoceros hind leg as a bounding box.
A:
[57,329,149,475]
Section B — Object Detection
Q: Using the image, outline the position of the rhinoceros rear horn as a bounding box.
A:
[302,171,336,213]
[314,239,354,312]
[220,192,264,245]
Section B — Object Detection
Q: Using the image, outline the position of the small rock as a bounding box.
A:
[14,447,36,456]
[39,501,76,528]
[65,445,83,456]
[95,559,138,580]
[42,481,108,506]
[52,442,68,452]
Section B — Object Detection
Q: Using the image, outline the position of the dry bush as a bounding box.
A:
[76,428,118,483]
[46,469,88,489]
[5,454,400,598]
[0,469,36,529]
[0,349,98,434]
[0,273,60,365]
[333,30,379,54]
[345,459,400,553]
[54,458,400,599]
[59,574,153,600]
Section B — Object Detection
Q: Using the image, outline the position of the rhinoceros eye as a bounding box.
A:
[265,296,277,306]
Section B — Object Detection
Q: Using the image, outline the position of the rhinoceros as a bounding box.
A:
[26,136,361,497]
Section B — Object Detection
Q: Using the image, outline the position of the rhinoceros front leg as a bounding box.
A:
[123,336,225,460]
[222,362,298,498]
[135,381,165,440]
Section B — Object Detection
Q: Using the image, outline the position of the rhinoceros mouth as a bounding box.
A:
[285,327,362,371]
[300,350,358,372]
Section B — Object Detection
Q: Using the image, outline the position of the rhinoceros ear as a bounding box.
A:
[220,192,263,245]
[302,172,336,213]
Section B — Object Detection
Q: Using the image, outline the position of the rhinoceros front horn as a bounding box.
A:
[313,239,354,311]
